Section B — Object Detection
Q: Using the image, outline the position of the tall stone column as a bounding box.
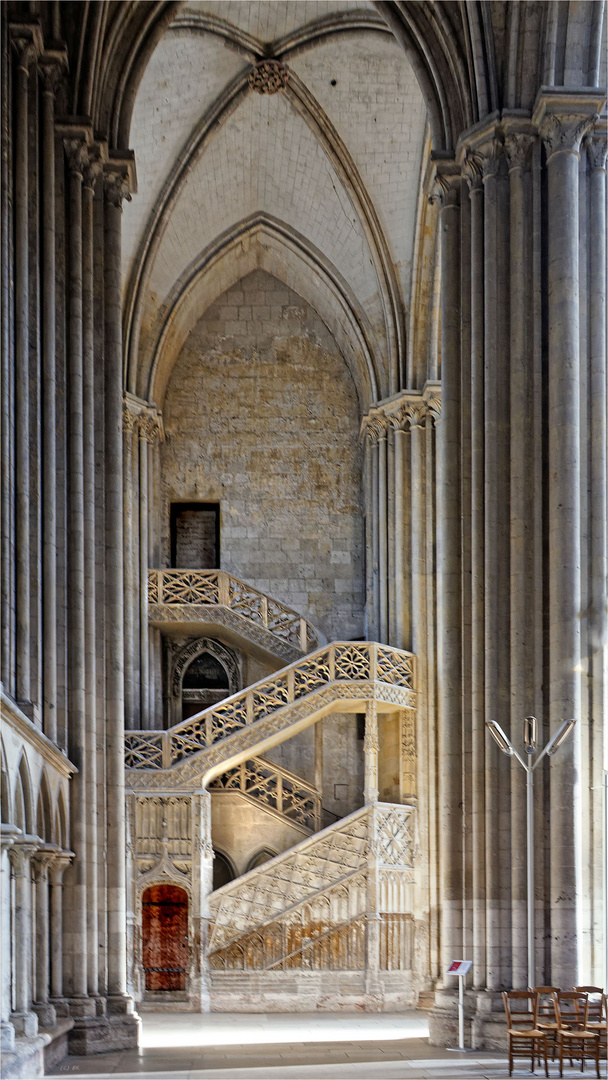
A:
[32,845,58,1026]
[365,806,382,1000]
[377,421,388,643]
[62,137,91,1012]
[139,418,151,729]
[364,698,379,805]
[1,825,19,1052]
[534,92,602,985]
[363,434,375,640]
[481,137,511,990]
[11,31,37,708]
[194,791,213,1012]
[9,838,39,1036]
[123,402,138,730]
[463,152,486,992]
[392,415,411,650]
[585,128,607,980]
[103,164,137,1029]
[433,165,463,976]
[505,130,536,989]
[39,59,62,745]
[82,151,101,1002]
[49,852,73,1010]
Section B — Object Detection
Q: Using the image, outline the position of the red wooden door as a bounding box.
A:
[142,884,188,991]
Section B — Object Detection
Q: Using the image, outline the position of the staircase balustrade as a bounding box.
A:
[208,802,415,972]
[208,756,321,832]
[148,569,319,652]
[124,642,416,775]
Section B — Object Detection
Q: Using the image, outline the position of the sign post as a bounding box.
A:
[445,959,472,1051]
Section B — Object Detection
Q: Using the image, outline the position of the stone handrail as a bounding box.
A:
[208,802,415,953]
[148,569,320,652]
[208,755,321,833]
[124,642,415,775]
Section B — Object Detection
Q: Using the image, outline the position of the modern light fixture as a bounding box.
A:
[485,716,576,988]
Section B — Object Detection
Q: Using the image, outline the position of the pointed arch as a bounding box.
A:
[0,736,10,825]
[145,215,378,412]
[36,770,54,844]
[55,787,68,851]
[14,751,34,835]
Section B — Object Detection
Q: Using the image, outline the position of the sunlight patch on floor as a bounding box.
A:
[139,1011,430,1049]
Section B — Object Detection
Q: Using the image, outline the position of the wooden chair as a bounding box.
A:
[552,990,601,1078]
[502,990,548,1077]
[575,988,607,1059]
[534,986,560,1060]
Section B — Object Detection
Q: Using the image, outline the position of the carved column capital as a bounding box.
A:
[38,56,64,95]
[429,168,460,208]
[48,850,74,885]
[462,151,484,191]
[32,845,60,881]
[481,138,506,181]
[122,400,139,434]
[103,167,132,208]
[585,132,608,171]
[426,394,442,426]
[63,137,91,179]
[8,837,40,875]
[138,412,163,445]
[82,148,103,192]
[361,414,388,446]
[505,132,535,172]
[541,111,598,159]
[9,22,43,70]
[403,401,428,430]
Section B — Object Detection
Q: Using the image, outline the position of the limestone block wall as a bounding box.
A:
[160,270,365,644]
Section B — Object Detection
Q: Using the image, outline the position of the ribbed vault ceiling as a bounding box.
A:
[122,0,428,403]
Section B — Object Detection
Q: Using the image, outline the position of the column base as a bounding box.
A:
[49,996,70,1018]
[67,995,97,1019]
[1,1020,16,1052]
[10,1010,38,1037]
[67,1009,140,1055]
[428,989,474,1048]
[32,1002,56,1027]
[470,990,509,1051]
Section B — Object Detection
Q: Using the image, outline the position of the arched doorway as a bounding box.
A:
[142,884,188,991]
[181,650,230,721]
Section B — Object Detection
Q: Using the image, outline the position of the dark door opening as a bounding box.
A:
[181,651,230,721]
[142,884,188,991]
[171,502,220,568]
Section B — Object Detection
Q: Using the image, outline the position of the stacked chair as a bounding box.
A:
[502,985,606,1077]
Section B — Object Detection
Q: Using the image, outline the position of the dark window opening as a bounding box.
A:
[171,502,219,568]
[181,651,230,722]
[213,851,236,891]
[356,713,366,740]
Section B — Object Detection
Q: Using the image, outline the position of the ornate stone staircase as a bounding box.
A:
[124,640,416,790]
[208,755,322,833]
[148,568,322,664]
[207,802,420,1009]
[125,577,419,1010]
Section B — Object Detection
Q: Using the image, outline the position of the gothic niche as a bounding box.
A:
[168,637,240,725]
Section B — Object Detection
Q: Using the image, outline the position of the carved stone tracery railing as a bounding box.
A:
[124,642,416,779]
[148,569,319,653]
[208,802,415,971]
[208,756,321,833]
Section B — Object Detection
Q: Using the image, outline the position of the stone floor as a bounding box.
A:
[47,1012,607,1080]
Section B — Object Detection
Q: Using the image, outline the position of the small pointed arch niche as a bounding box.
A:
[169,637,240,726]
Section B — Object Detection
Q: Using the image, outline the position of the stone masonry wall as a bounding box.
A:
[161,269,365,643]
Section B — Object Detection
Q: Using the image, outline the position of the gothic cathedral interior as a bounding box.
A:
[1,2,607,1076]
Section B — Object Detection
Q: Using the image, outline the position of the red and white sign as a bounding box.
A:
[446,960,472,975]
